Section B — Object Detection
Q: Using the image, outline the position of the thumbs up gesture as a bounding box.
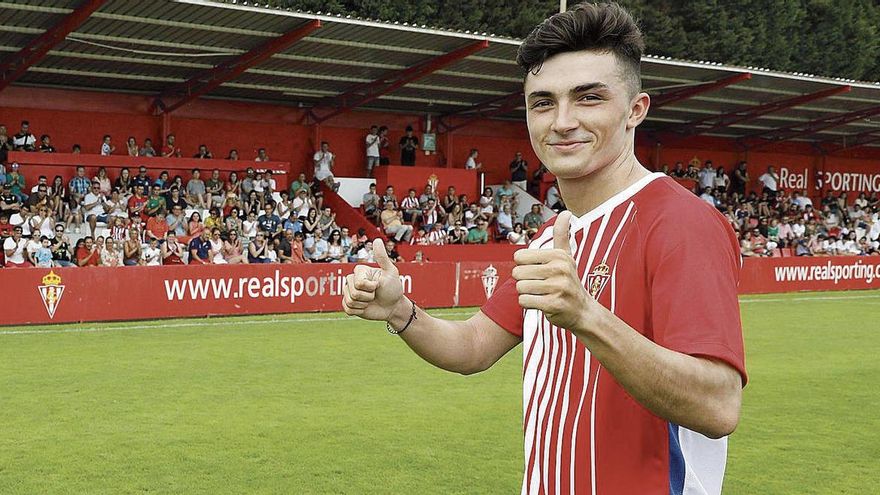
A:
[512,210,592,331]
[342,238,408,321]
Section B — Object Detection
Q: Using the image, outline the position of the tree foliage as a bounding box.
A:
[266,0,880,81]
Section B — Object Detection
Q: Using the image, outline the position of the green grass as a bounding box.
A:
[1,292,879,494]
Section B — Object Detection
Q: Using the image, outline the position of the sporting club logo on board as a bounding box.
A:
[38,270,66,319]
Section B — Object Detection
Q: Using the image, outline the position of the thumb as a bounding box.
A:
[553,210,574,255]
[372,238,396,272]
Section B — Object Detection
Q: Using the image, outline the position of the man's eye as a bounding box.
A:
[530,100,552,109]
[579,94,601,102]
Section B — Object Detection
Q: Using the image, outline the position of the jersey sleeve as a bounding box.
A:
[481,275,524,338]
[648,205,748,385]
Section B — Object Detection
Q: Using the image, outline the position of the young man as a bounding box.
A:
[341,4,745,495]
[399,125,418,166]
[313,141,336,189]
[365,125,381,176]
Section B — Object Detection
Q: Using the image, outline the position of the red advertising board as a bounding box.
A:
[3,256,878,326]
[739,256,880,294]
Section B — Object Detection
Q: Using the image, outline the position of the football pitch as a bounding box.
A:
[1,290,879,494]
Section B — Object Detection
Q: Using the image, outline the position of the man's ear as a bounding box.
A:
[627,92,651,130]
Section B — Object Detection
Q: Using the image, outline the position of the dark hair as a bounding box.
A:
[517,2,643,96]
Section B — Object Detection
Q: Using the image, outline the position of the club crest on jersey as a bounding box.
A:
[38,270,65,319]
[587,262,611,299]
[481,264,499,299]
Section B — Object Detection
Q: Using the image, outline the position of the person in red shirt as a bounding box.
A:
[76,236,100,267]
[127,185,148,223]
[339,4,745,495]
[162,133,181,158]
[145,213,169,242]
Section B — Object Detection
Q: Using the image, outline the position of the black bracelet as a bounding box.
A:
[387,300,417,335]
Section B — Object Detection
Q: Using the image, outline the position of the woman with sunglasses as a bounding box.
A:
[222,230,248,264]
[209,228,227,264]
[327,229,345,263]
[50,175,68,222]
[123,228,142,266]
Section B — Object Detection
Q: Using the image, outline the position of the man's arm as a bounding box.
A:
[512,211,742,439]
[342,240,520,375]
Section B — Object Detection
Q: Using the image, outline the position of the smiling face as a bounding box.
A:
[525,50,648,181]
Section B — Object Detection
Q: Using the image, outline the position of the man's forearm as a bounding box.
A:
[574,308,742,438]
[387,297,491,375]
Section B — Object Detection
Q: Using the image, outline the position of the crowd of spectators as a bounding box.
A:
[663,159,880,257]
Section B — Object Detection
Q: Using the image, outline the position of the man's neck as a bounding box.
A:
[557,152,651,216]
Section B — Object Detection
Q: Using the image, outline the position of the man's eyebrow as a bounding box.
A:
[527,82,610,99]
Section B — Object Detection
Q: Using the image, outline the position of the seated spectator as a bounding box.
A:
[163,134,182,158]
[497,203,514,236]
[225,207,243,237]
[313,141,337,190]
[410,227,428,246]
[496,180,518,211]
[257,202,282,241]
[467,220,490,244]
[255,147,270,162]
[327,230,345,263]
[380,201,413,242]
[187,211,206,240]
[426,222,447,245]
[291,231,308,263]
[188,230,212,264]
[317,206,337,237]
[209,228,226,264]
[162,232,186,264]
[362,183,380,223]
[206,169,225,206]
[508,223,528,245]
[306,228,330,262]
[12,121,36,151]
[126,136,139,157]
[38,134,55,153]
[166,205,188,241]
[447,220,468,244]
[145,184,166,218]
[186,169,208,209]
[140,138,157,157]
[5,163,26,202]
[50,225,75,267]
[123,229,142,266]
[421,198,444,230]
[142,238,162,266]
[127,185,148,224]
[3,226,30,267]
[76,236,100,267]
[33,236,54,268]
[204,207,225,233]
[145,211,169,242]
[194,144,213,159]
[226,171,242,197]
[101,239,123,267]
[247,231,270,263]
[0,126,11,165]
[385,239,404,262]
[84,182,109,237]
[242,211,258,240]
[523,203,544,237]
[100,135,115,156]
[356,239,375,262]
[382,185,398,209]
[227,149,239,160]
[442,186,457,213]
[222,230,248,264]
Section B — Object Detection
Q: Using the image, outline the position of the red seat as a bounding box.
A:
[781,248,794,257]
[770,248,783,257]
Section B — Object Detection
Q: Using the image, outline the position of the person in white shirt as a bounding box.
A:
[758,166,779,195]
[255,148,270,162]
[700,187,716,207]
[365,125,380,177]
[142,238,162,266]
[313,141,336,188]
[100,135,115,156]
[426,223,447,245]
[464,148,482,170]
[242,211,258,240]
[3,226,29,266]
[713,167,729,191]
[29,205,56,240]
[698,161,715,190]
[792,218,806,238]
[83,182,108,237]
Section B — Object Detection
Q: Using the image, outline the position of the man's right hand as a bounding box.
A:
[342,239,406,322]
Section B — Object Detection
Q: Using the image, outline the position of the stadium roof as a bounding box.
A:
[2,0,880,148]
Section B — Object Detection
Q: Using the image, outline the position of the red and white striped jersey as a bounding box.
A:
[482,173,746,495]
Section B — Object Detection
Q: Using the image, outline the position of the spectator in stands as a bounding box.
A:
[497,203,514,236]
[83,182,108,237]
[401,188,421,222]
[126,136,139,157]
[418,184,436,207]
[255,148,270,162]
[188,229,211,264]
[194,144,213,159]
[100,135,115,156]
[224,171,241,197]
[510,151,529,190]
[145,209,169,243]
[467,219,489,244]
[700,187,716,207]
[698,161,715,191]
[464,203,482,229]
[112,168,132,197]
[382,185,398,209]
[496,180,518,211]
[91,167,110,197]
[29,205,54,240]
[162,232,185,265]
[12,121,36,151]
[205,169,225,207]
[0,183,20,219]
[362,183,380,223]
[318,206,337,237]
[0,125,11,165]
[141,237,161,266]
[38,134,55,153]
[479,187,497,224]
[714,167,730,192]
[221,230,247,264]
[355,238,375,262]
[224,207,243,238]
[132,166,151,193]
[364,125,381,177]
[465,148,482,170]
[123,229,142,266]
[5,163,26,202]
[3,226,29,267]
[127,184,148,224]
[380,200,413,242]
[163,134,182,158]
[207,228,226,264]
[313,141,337,190]
[241,167,256,196]
[186,168,208,209]
[187,211,205,241]
[242,211,258,240]
[26,183,50,212]
[508,223,528,245]
[164,186,188,214]
[257,202,282,241]
[227,149,239,160]
[326,229,346,262]
[731,161,749,196]
[446,202,464,228]
[246,231,269,263]
[140,138,156,157]
[421,198,443,230]
[426,222,447,245]
[51,225,74,267]
[399,126,419,166]
[524,203,543,238]
[76,236,100,267]
[32,236,53,268]
[101,239,123,266]
[290,231,308,263]
[759,166,779,197]
[684,161,699,180]
[377,126,391,166]
[545,181,562,211]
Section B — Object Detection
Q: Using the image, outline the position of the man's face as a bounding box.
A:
[321,143,329,152]
[20,123,28,133]
[139,167,147,177]
[38,187,47,197]
[77,168,85,177]
[265,204,273,214]
[212,170,219,179]
[135,185,144,195]
[298,173,306,182]
[193,170,200,179]
[768,166,775,174]
[525,50,646,180]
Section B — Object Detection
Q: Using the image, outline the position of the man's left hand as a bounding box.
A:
[512,210,594,331]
